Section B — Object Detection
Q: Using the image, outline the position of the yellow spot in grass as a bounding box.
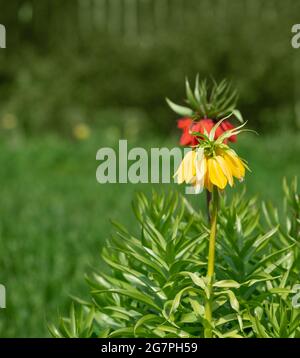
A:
[73,123,91,141]
[1,113,17,130]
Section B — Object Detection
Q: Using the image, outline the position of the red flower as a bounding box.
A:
[220,120,237,142]
[177,117,236,146]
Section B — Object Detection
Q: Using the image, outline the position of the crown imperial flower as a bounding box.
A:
[177,117,237,146]
[174,119,250,193]
[167,77,242,147]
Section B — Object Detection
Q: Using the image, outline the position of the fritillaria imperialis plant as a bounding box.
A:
[174,118,251,337]
[170,79,251,336]
[51,77,300,339]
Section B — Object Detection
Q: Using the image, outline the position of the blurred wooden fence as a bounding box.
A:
[1,0,299,128]
[3,0,294,47]
[77,0,185,39]
[1,0,298,46]
[1,0,188,46]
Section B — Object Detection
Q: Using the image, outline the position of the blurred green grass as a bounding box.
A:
[0,129,299,337]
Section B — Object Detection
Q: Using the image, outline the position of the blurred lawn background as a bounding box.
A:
[0,0,299,337]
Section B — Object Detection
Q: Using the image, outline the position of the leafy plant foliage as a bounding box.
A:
[166,78,243,123]
[50,178,300,338]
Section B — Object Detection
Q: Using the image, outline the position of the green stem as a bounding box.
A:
[206,189,211,223]
[204,186,219,338]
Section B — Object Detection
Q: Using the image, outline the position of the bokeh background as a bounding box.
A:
[0,0,299,337]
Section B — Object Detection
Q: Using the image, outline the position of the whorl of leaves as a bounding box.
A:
[166,77,243,123]
[49,178,300,338]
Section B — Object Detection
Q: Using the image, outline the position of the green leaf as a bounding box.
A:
[269,288,293,294]
[216,290,240,312]
[170,286,194,314]
[93,288,161,311]
[134,314,162,336]
[194,74,201,102]
[185,77,199,109]
[181,272,207,290]
[165,98,194,116]
[213,280,240,288]
[155,325,190,338]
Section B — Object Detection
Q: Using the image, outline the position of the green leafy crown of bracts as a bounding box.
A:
[166,76,243,123]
